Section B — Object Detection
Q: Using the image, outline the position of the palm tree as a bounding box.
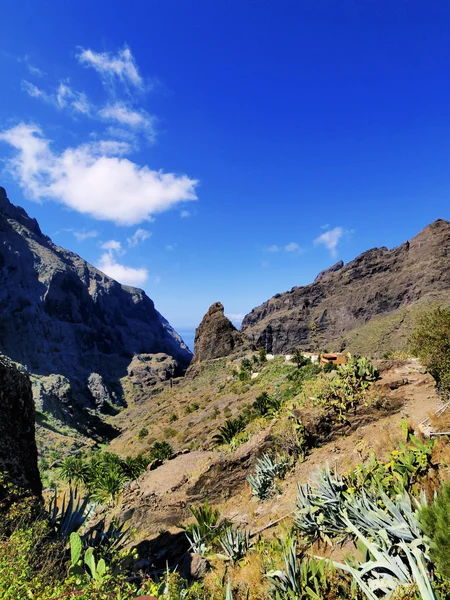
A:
[59,456,90,486]
[213,417,246,445]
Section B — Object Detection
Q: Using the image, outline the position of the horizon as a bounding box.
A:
[1,1,450,329]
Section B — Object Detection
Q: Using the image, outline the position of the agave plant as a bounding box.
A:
[185,500,222,555]
[48,486,92,538]
[218,526,254,563]
[266,538,349,599]
[247,453,290,501]
[83,517,129,552]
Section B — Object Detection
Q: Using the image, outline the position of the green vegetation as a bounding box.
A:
[410,306,450,399]
[58,452,149,504]
[149,440,174,461]
[419,480,450,578]
[138,427,148,439]
[247,453,290,500]
[7,309,450,599]
[213,416,247,445]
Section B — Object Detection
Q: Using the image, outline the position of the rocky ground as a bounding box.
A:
[104,358,443,565]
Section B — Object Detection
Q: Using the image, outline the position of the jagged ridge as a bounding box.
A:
[241,219,450,353]
[0,187,192,432]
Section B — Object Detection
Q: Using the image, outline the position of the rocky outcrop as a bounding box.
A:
[122,353,180,404]
[241,219,450,354]
[0,356,41,496]
[0,187,192,433]
[192,302,247,362]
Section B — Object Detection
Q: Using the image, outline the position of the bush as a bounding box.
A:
[149,440,174,461]
[419,480,450,577]
[410,306,450,399]
[138,427,148,439]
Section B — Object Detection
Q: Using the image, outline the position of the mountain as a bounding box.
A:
[0,186,192,435]
[241,219,450,354]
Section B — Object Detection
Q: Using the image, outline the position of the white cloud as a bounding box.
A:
[284,242,302,253]
[101,239,123,252]
[77,46,143,89]
[97,251,148,287]
[22,80,91,114]
[0,123,198,226]
[73,229,98,241]
[226,313,245,324]
[266,243,302,254]
[314,226,344,257]
[56,82,91,114]
[180,210,190,218]
[22,80,44,98]
[27,64,45,77]
[99,103,156,142]
[127,228,151,247]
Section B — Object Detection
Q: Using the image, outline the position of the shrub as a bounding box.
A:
[410,306,450,399]
[138,427,148,439]
[419,480,450,577]
[252,391,281,417]
[149,440,174,461]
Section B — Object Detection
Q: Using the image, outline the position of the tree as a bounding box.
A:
[293,349,308,369]
[409,306,450,399]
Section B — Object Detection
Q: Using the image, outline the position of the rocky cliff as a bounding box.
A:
[0,187,192,433]
[0,356,41,496]
[241,219,450,354]
[192,302,247,362]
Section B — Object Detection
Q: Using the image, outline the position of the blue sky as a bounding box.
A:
[1,1,450,330]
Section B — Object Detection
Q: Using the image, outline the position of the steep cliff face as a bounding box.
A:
[193,302,247,362]
[241,219,450,353]
[0,356,41,496]
[0,187,192,431]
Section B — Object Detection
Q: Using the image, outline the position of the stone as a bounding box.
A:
[192,302,248,362]
[179,552,210,580]
[0,356,41,496]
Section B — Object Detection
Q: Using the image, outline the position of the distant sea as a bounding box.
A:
[176,328,196,353]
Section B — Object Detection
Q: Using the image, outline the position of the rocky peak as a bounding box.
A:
[0,186,42,236]
[193,302,247,362]
[314,260,344,283]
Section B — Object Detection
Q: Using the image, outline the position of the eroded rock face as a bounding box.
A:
[0,187,192,431]
[192,302,247,362]
[241,219,450,353]
[0,356,41,496]
[123,353,180,403]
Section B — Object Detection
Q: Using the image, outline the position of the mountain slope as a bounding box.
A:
[241,219,450,354]
[0,186,192,432]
